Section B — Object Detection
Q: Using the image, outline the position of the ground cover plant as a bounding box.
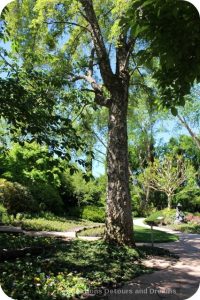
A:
[0,206,100,231]
[145,209,200,233]
[170,223,200,234]
[12,215,97,232]
[0,237,177,300]
[77,225,179,243]
[0,233,57,250]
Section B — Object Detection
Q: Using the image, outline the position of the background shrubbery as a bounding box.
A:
[0,179,36,215]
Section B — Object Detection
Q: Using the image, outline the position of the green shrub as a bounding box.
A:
[174,188,200,213]
[145,209,176,226]
[0,203,9,224]
[171,223,200,234]
[29,183,64,214]
[0,179,36,215]
[67,205,105,223]
[81,205,105,222]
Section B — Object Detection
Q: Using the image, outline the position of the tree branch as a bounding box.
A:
[70,73,111,107]
[78,0,115,91]
[177,114,200,150]
[44,21,91,32]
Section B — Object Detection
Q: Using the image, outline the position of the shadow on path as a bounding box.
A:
[98,221,200,300]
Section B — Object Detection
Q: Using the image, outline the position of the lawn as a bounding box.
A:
[134,225,179,243]
[0,234,176,300]
[77,225,179,243]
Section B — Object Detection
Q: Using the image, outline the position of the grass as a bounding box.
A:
[134,225,178,243]
[77,225,179,243]
[0,234,177,300]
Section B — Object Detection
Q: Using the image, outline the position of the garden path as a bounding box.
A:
[0,224,102,240]
[100,218,200,300]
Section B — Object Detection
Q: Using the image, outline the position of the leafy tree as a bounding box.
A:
[127,0,200,112]
[175,85,200,149]
[0,142,64,187]
[175,165,200,212]
[142,155,187,209]
[161,135,200,176]
[2,0,200,244]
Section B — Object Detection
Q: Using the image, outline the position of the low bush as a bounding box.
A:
[81,206,105,223]
[171,223,200,234]
[145,209,176,226]
[185,213,200,224]
[0,179,36,215]
[67,205,105,223]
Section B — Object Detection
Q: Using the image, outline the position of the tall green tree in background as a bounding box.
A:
[1,0,200,245]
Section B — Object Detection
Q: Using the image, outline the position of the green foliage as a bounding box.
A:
[0,203,9,224]
[0,69,83,156]
[67,205,105,223]
[175,187,200,213]
[0,179,36,215]
[161,135,200,171]
[78,226,105,237]
[145,209,176,226]
[0,142,63,187]
[81,206,105,223]
[0,233,56,250]
[71,173,106,206]
[142,155,188,209]
[0,239,152,300]
[127,0,200,107]
[12,214,94,232]
[29,183,64,214]
[171,223,200,234]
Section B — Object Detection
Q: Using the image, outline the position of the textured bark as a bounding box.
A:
[105,85,134,246]
[78,0,135,246]
[167,195,172,210]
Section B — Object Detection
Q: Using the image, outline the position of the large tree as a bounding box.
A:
[1,0,200,245]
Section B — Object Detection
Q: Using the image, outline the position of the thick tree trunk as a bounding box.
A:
[105,88,134,246]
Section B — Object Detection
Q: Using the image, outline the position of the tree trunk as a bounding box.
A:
[167,194,172,210]
[105,88,134,246]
